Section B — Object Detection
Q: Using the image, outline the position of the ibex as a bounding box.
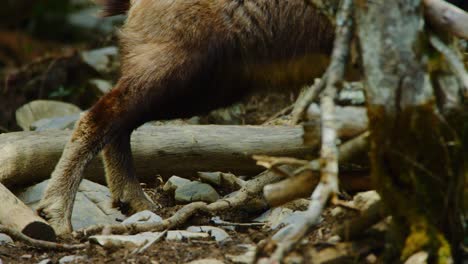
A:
[38,0,334,235]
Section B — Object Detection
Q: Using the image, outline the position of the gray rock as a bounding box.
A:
[175,182,219,203]
[198,172,245,189]
[349,191,381,211]
[15,179,125,231]
[198,172,223,186]
[68,6,125,35]
[204,103,246,125]
[0,233,13,245]
[122,210,163,225]
[16,100,82,131]
[226,244,257,264]
[163,176,192,192]
[281,199,310,211]
[37,259,52,264]
[271,225,295,242]
[90,232,162,248]
[59,255,86,264]
[404,251,428,264]
[186,226,231,242]
[271,210,321,242]
[30,114,79,131]
[90,230,209,248]
[280,211,309,227]
[88,79,113,95]
[337,82,366,105]
[254,207,294,230]
[81,47,119,74]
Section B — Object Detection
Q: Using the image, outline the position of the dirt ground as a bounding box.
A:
[0,182,383,264]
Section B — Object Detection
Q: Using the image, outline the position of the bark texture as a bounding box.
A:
[355,0,466,262]
[0,183,56,241]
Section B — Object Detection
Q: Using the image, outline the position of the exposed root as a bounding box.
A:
[334,199,385,241]
[0,225,86,251]
[424,0,468,40]
[429,34,468,98]
[268,0,355,261]
[74,170,283,239]
[290,78,326,125]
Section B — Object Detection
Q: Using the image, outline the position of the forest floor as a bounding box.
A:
[1,184,380,264]
[0,90,381,263]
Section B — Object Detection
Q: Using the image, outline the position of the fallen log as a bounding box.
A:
[1,123,366,188]
[0,183,56,241]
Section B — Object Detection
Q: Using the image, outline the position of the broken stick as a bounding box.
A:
[0,183,56,241]
[263,132,370,207]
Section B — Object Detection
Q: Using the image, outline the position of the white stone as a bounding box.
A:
[0,233,13,245]
[122,210,163,225]
[89,232,161,248]
[59,255,86,264]
[186,226,231,242]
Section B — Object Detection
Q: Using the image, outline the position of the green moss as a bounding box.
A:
[367,102,464,261]
[401,220,430,260]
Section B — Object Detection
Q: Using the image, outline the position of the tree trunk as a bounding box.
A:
[355,0,466,262]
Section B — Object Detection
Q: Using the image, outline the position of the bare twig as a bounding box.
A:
[424,0,468,40]
[334,200,385,241]
[269,0,355,261]
[429,34,468,98]
[253,155,309,170]
[262,104,294,125]
[0,225,86,251]
[74,202,208,239]
[263,132,370,207]
[211,217,265,227]
[290,78,326,125]
[133,229,168,254]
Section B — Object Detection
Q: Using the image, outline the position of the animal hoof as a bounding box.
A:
[37,200,73,236]
[113,194,159,215]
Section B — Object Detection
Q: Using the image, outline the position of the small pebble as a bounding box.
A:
[59,255,86,264]
[0,234,13,245]
[37,259,53,264]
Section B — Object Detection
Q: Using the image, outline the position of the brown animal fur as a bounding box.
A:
[100,0,130,17]
[37,0,335,235]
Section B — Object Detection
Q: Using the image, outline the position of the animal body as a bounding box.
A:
[37,0,334,235]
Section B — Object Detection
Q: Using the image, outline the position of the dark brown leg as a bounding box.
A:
[102,132,158,214]
[37,42,217,236]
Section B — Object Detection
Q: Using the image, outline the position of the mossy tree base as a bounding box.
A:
[355,0,466,262]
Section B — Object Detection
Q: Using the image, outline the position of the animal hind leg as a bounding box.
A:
[102,131,158,215]
[37,83,141,236]
[37,41,220,235]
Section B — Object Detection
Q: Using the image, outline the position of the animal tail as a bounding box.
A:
[98,0,131,17]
